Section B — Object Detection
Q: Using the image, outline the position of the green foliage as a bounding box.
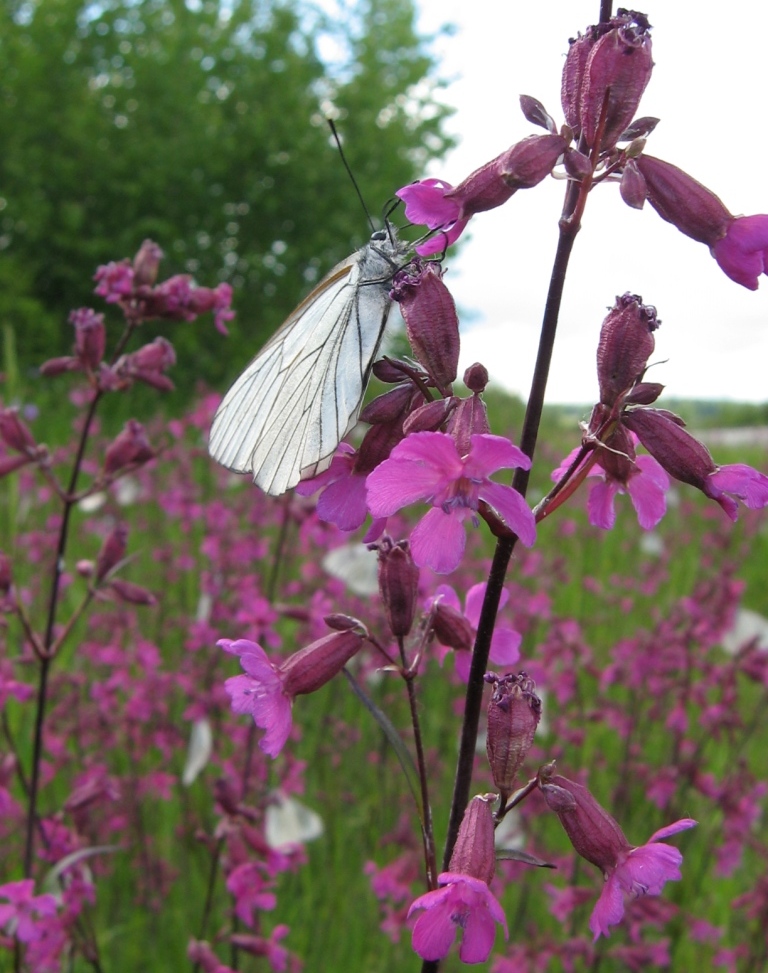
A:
[0,0,454,389]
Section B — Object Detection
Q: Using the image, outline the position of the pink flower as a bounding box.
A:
[0,879,58,943]
[711,215,768,290]
[703,463,768,520]
[367,432,535,574]
[430,583,522,681]
[396,179,470,256]
[408,872,508,964]
[553,442,669,530]
[220,630,364,758]
[590,819,698,940]
[539,769,696,941]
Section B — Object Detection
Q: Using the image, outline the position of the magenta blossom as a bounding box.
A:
[408,872,508,964]
[590,820,698,940]
[220,630,363,758]
[0,879,58,943]
[430,583,521,681]
[366,432,536,574]
[712,215,768,290]
[552,441,670,530]
[396,179,470,256]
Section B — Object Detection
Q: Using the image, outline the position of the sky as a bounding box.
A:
[408,1,768,405]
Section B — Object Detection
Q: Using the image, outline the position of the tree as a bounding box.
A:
[0,0,454,389]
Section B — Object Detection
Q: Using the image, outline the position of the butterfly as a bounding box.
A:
[208,225,411,496]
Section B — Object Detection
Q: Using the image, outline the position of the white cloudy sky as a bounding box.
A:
[410,1,768,404]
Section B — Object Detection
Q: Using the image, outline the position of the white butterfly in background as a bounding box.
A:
[208,226,411,496]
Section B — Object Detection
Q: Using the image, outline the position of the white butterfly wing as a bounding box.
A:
[209,231,404,496]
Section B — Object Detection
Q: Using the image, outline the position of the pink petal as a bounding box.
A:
[712,215,768,290]
[294,443,355,497]
[316,473,368,531]
[627,459,668,529]
[366,458,441,515]
[589,873,624,940]
[410,507,467,574]
[709,464,768,509]
[463,582,488,627]
[489,626,522,666]
[415,218,470,256]
[552,445,584,482]
[619,842,683,896]
[464,434,531,477]
[409,888,457,961]
[647,818,698,843]
[479,481,536,547]
[588,478,618,529]
[458,904,498,964]
[396,179,461,228]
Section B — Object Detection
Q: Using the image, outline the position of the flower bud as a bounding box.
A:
[596,293,659,406]
[499,134,567,190]
[359,384,414,425]
[485,671,541,802]
[538,765,631,872]
[95,524,128,582]
[446,392,490,457]
[635,155,731,245]
[133,239,164,287]
[281,630,364,697]
[109,578,158,606]
[103,420,155,475]
[563,147,593,181]
[323,613,368,635]
[579,12,653,151]
[619,159,648,209]
[0,552,12,595]
[519,95,557,133]
[463,363,489,393]
[391,262,459,391]
[561,29,595,136]
[625,381,663,406]
[0,408,36,454]
[376,537,420,638]
[447,794,497,884]
[431,601,474,652]
[622,408,716,489]
[39,356,79,377]
[70,308,106,369]
[402,397,456,435]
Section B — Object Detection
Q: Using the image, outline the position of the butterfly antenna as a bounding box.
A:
[328,118,376,233]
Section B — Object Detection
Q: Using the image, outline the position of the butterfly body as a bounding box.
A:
[209,227,408,496]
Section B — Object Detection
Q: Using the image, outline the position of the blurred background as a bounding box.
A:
[1,0,766,411]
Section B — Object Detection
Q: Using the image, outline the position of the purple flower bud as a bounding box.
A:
[109,578,157,606]
[485,671,541,802]
[431,601,475,652]
[596,293,659,406]
[443,156,517,221]
[323,613,368,634]
[563,147,593,181]
[132,240,164,287]
[499,134,567,190]
[625,381,664,406]
[0,552,12,595]
[95,524,128,582]
[376,537,420,638]
[103,420,155,475]
[619,159,648,210]
[619,116,659,141]
[446,392,491,457]
[519,95,557,133]
[448,794,497,884]
[94,260,135,303]
[622,408,714,489]
[70,308,106,369]
[463,363,489,393]
[372,358,417,384]
[280,630,364,697]
[539,766,631,872]
[0,409,36,454]
[391,262,459,391]
[635,155,731,245]
[580,12,653,151]
[39,356,79,377]
[117,337,177,391]
[402,397,456,435]
[561,29,595,136]
[359,384,415,425]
